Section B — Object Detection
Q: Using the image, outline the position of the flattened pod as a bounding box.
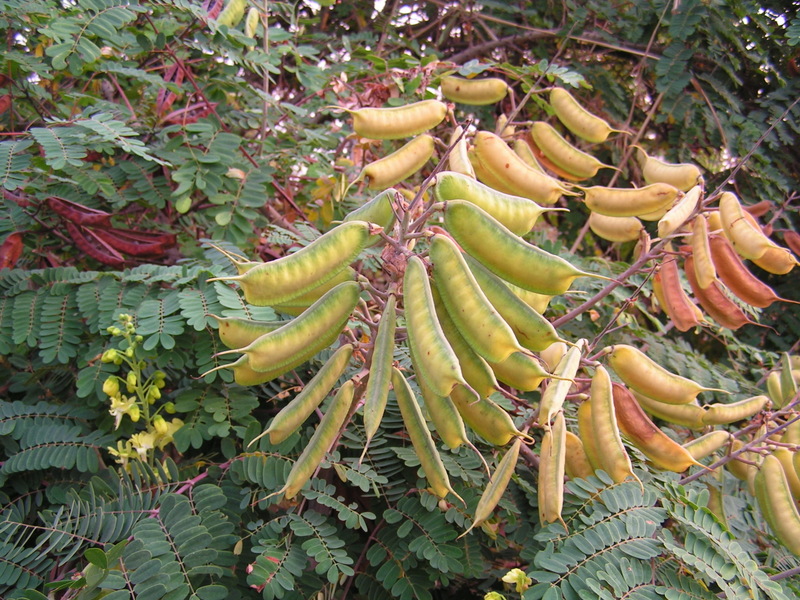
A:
[472,131,575,204]
[215,281,360,373]
[538,339,584,427]
[432,170,562,236]
[635,146,703,192]
[582,184,681,219]
[684,255,757,330]
[718,191,779,260]
[450,384,529,446]
[604,344,726,405]
[459,437,522,538]
[657,185,702,239]
[682,430,732,461]
[564,431,595,480]
[691,215,717,289]
[590,366,637,484]
[343,189,397,237]
[253,344,354,446]
[611,382,701,473]
[430,234,527,363]
[269,379,355,500]
[632,391,706,430]
[207,221,370,306]
[212,315,284,349]
[588,211,644,243]
[529,121,617,180]
[577,401,602,470]
[361,295,397,459]
[654,255,705,333]
[392,368,464,504]
[754,454,800,555]
[404,255,469,398]
[443,200,607,296]
[441,75,509,106]
[538,410,567,530]
[702,395,770,426]
[550,87,627,144]
[359,134,435,189]
[447,126,476,178]
[344,99,447,140]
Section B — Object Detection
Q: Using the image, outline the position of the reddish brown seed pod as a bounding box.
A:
[94,228,177,257]
[654,256,704,332]
[66,221,125,267]
[48,196,112,227]
[708,234,797,308]
[684,254,756,330]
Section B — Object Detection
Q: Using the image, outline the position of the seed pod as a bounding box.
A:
[463,253,564,352]
[432,170,564,236]
[487,351,551,392]
[702,395,770,426]
[361,295,397,459]
[564,431,595,480]
[529,121,617,180]
[447,126,476,178]
[392,368,464,503]
[577,401,602,470]
[653,256,705,332]
[683,431,732,461]
[358,134,435,189]
[472,131,576,204]
[404,255,469,398]
[590,366,637,484]
[430,234,528,363]
[432,286,501,399]
[684,255,758,330]
[772,448,800,502]
[611,383,701,473]
[343,189,398,239]
[657,185,702,239]
[214,281,360,373]
[751,245,799,275]
[588,212,644,243]
[581,183,681,219]
[265,379,355,500]
[342,100,447,140]
[766,371,784,408]
[468,146,521,196]
[709,234,797,307]
[244,7,259,38]
[538,410,568,531]
[412,358,470,451]
[754,454,800,556]
[208,221,370,306]
[440,75,509,106]
[450,384,530,446]
[691,215,717,289]
[634,146,703,192]
[271,268,358,317]
[444,200,608,296]
[539,340,585,427]
[550,87,627,144]
[718,192,779,260]
[217,0,246,27]
[540,341,568,374]
[253,344,354,446]
[604,344,726,405]
[496,113,515,139]
[459,437,522,538]
[725,439,759,484]
[512,138,547,173]
[211,315,285,349]
[632,391,707,430]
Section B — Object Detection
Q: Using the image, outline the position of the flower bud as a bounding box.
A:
[129,405,140,422]
[102,377,119,397]
[153,415,168,435]
[101,349,118,363]
[127,371,137,387]
[148,386,162,401]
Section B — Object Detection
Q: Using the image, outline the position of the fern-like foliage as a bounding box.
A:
[662,484,792,600]
[523,474,666,600]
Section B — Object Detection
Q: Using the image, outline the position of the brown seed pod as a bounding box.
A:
[684,255,757,330]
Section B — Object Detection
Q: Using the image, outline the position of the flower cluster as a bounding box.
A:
[101,314,182,466]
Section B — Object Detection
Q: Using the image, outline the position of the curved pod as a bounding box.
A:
[550,87,626,143]
[529,121,616,180]
[359,134,435,189]
[345,99,447,140]
[440,75,509,106]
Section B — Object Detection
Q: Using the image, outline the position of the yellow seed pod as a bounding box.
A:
[588,211,643,243]
[358,134,435,189]
[581,183,681,219]
[342,100,448,140]
[550,87,627,144]
[657,185,702,238]
[529,121,617,180]
[441,75,509,106]
[634,146,703,192]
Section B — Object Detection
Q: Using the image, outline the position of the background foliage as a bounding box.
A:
[1,0,799,599]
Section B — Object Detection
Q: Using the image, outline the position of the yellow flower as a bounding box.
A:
[154,418,184,450]
[107,440,135,467]
[484,593,506,600]
[501,568,532,594]
[109,395,138,429]
[129,431,156,460]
